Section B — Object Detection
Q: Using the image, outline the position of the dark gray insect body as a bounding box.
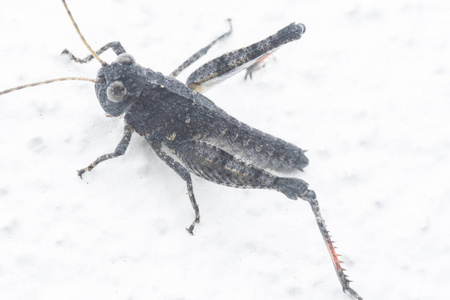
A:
[83,25,361,299]
[0,1,362,299]
[89,23,311,234]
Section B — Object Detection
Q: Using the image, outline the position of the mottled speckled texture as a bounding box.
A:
[83,22,359,297]
[187,23,306,91]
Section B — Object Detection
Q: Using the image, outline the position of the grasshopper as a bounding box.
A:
[0,1,362,298]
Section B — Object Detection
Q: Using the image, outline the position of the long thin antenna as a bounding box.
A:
[61,0,107,66]
[0,77,95,96]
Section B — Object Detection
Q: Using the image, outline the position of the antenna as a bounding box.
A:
[0,1,101,96]
[61,0,107,66]
[0,77,95,96]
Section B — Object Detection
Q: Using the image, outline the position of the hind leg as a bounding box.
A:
[186,23,305,92]
[174,141,363,297]
[174,140,309,199]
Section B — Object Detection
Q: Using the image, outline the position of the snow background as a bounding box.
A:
[1,0,449,299]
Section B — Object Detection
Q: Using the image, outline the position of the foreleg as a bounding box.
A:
[61,41,126,64]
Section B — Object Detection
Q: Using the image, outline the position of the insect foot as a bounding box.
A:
[186,213,200,236]
[274,177,309,200]
[77,168,89,179]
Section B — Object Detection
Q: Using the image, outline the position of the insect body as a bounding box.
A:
[0,1,362,299]
[76,23,311,236]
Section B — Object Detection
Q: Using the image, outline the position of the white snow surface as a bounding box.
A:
[1,0,449,299]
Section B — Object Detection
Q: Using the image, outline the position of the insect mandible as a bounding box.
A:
[0,1,362,299]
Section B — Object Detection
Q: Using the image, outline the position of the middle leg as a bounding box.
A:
[150,140,200,234]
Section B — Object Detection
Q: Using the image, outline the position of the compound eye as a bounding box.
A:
[106,81,127,102]
[96,75,106,85]
[116,53,135,65]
